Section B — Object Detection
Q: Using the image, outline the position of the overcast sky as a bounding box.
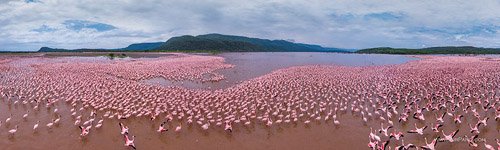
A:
[1,0,499,51]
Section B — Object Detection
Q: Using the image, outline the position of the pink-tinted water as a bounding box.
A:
[142,52,418,90]
[0,53,498,150]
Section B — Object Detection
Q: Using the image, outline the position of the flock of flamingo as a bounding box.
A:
[0,54,499,150]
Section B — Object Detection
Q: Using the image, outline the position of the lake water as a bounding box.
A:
[142,52,418,90]
[0,53,495,150]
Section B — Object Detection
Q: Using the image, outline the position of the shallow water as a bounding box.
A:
[1,92,495,150]
[0,53,498,150]
[142,52,418,90]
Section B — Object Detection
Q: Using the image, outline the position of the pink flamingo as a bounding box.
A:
[421,137,439,150]
[79,125,90,137]
[157,122,168,133]
[407,123,427,135]
[124,134,136,149]
[119,122,129,135]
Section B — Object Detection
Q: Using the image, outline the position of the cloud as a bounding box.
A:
[24,0,40,3]
[0,0,499,51]
[63,20,117,32]
[410,25,499,37]
[32,25,57,32]
[364,12,406,21]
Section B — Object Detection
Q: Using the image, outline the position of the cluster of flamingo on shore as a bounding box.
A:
[0,55,499,150]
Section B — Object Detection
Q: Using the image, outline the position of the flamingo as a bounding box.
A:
[469,123,480,134]
[74,119,81,126]
[124,134,136,149]
[435,113,445,123]
[266,118,273,127]
[407,123,427,135]
[377,140,390,150]
[9,125,19,135]
[477,117,489,127]
[421,137,439,150]
[454,115,464,124]
[389,131,404,140]
[54,115,61,124]
[33,121,40,132]
[378,123,393,137]
[467,134,479,147]
[5,114,12,124]
[95,119,103,128]
[369,127,381,141]
[395,139,416,150]
[175,123,182,132]
[304,120,310,125]
[47,119,55,128]
[23,111,29,120]
[413,111,425,121]
[495,112,500,121]
[431,123,443,133]
[79,125,90,137]
[333,119,340,125]
[367,137,377,150]
[224,121,232,132]
[440,129,459,142]
[157,122,168,133]
[484,142,495,150]
[201,122,210,130]
[119,122,129,135]
[83,119,93,126]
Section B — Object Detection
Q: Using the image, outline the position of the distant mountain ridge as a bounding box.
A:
[356,46,500,54]
[156,34,348,52]
[38,33,349,52]
[121,42,164,50]
[38,47,113,52]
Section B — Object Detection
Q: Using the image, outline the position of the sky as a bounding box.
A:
[0,0,499,51]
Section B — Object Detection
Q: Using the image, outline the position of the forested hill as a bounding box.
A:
[356,46,500,54]
[155,34,348,52]
[38,34,349,52]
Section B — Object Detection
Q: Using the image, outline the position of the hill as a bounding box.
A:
[38,47,117,52]
[37,34,349,52]
[356,46,500,54]
[155,34,348,52]
[121,42,164,50]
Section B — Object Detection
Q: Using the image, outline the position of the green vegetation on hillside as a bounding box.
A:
[156,34,348,52]
[121,42,164,50]
[150,49,222,54]
[37,34,349,53]
[356,46,500,54]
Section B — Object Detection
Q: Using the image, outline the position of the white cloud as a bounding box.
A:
[0,0,499,51]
